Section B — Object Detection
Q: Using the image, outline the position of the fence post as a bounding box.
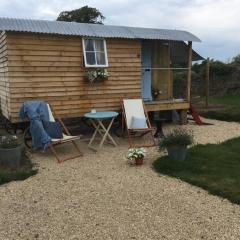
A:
[187,41,192,102]
[205,58,210,108]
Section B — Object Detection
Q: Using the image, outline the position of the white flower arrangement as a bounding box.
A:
[127,148,146,164]
[87,69,109,83]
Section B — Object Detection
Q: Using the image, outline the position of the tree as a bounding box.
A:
[232,54,240,65]
[56,6,105,24]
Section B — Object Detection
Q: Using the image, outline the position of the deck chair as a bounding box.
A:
[47,104,83,163]
[121,99,156,148]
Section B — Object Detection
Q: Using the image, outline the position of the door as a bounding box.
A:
[141,42,152,101]
[151,41,171,100]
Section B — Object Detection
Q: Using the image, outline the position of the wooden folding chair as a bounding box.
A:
[121,98,156,148]
[47,104,83,163]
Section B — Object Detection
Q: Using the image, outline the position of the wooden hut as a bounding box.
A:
[0,18,203,123]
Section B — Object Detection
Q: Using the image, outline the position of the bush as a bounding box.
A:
[159,129,193,149]
[0,135,22,149]
[0,150,37,185]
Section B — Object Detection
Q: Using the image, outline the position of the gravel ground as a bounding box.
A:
[0,118,240,240]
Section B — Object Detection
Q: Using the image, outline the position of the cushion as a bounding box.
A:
[42,120,63,139]
[130,116,147,129]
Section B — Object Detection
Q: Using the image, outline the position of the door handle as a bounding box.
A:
[145,69,150,72]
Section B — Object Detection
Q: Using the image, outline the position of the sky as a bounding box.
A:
[0,0,239,61]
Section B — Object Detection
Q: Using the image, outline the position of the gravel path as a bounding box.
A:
[0,119,240,240]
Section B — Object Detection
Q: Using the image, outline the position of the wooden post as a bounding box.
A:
[180,109,188,125]
[205,58,210,108]
[187,41,192,102]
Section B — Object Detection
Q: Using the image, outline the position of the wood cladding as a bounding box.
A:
[0,32,190,123]
[3,32,142,121]
[0,31,10,119]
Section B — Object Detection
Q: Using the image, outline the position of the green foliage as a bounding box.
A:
[57,6,105,24]
[191,56,240,96]
[0,151,37,185]
[0,135,22,149]
[210,61,234,76]
[153,137,240,204]
[232,54,240,65]
[159,128,193,149]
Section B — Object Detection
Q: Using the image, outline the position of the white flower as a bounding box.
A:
[127,148,146,161]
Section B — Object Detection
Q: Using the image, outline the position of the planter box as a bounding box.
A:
[0,145,23,168]
[167,145,187,161]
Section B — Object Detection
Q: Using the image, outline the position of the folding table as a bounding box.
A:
[84,111,118,151]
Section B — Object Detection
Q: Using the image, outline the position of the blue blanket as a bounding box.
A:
[19,101,51,150]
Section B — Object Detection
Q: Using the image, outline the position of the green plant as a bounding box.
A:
[159,129,193,149]
[0,150,37,185]
[0,135,22,149]
[127,148,146,164]
[87,68,109,83]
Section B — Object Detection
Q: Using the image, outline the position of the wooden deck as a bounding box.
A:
[145,99,189,112]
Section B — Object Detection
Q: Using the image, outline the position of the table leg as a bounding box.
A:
[88,119,101,147]
[97,118,117,148]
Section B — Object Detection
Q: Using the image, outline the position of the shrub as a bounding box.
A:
[159,129,193,149]
[0,135,22,149]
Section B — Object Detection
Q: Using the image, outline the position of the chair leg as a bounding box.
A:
[50,145,61,163]
[71,140,83,156]
[127,130,157,148]
[50,141,83,163]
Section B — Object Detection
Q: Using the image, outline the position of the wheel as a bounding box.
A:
[4,120,17,135]
[23,127,32,149]
[4,119,28,135]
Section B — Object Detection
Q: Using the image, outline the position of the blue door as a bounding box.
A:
[141,42,152,101]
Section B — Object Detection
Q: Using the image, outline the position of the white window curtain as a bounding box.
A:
[83,39,108,67]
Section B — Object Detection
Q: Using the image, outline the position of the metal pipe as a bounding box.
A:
[141,67,189,70]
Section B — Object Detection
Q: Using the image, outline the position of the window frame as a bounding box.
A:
[82,38,108,68]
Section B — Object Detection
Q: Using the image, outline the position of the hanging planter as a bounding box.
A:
[87,69,109,83]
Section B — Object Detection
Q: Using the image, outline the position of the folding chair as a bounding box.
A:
[47,104,83,163]
[121,99,156,148]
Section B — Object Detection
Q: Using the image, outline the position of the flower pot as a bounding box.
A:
[167,145,187,161]
[135,156,144,166]
[0,145,23,168]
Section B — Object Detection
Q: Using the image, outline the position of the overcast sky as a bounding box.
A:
[0,0,239,61]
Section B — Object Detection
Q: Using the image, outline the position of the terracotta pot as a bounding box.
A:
[135,156,144,166]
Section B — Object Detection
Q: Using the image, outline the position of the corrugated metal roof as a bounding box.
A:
[0,18,201,42]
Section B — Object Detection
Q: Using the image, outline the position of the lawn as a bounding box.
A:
[0,152,37,186]
[153,137,240,204]
[201,94,240,122]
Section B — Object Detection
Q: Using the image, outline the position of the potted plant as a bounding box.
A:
[0,135,23,168]
[127,148,146,166]
[87,68,109,83]
[159,128,193,161]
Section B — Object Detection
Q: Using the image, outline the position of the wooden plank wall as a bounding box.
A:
[5,32,141,122]
[0,31,10,119]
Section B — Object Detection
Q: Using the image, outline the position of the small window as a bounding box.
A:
[82,38,108,67]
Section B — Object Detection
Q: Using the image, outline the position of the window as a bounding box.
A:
[82,38,108,67]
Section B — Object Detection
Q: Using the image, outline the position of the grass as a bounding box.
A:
[153,137,240,204]
[201,94,240,122]
[0,151,37,186]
